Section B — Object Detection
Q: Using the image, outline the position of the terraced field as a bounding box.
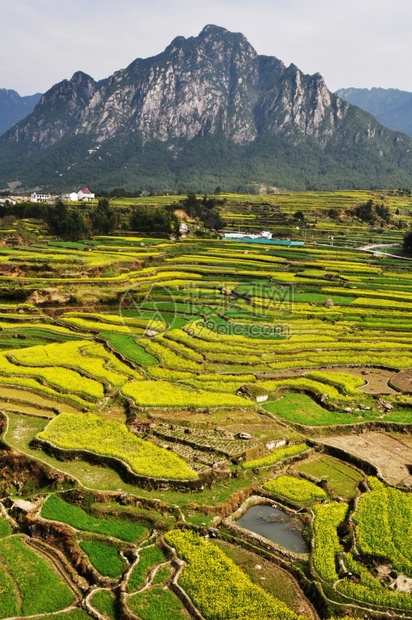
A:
[0,192,412,619]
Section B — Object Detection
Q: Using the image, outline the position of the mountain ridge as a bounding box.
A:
[336,87,412,137]
[0,89,42,137]
[1,25,412,192]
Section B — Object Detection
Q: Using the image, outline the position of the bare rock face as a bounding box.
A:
[3,25,351,150]
[7,71,97,147]
[77,25,261,144]
[255,66,349,143]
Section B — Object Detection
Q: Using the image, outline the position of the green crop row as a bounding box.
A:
[80,539,126,579]
[41,494,147,542]
[127,587,188,620]
[0,559,19,618]
[296,456,363,499]
[100,332,159,367]
[0,535,75,615]
[90,590,116,619]
[263,392,359,427]
[0,517,11,538]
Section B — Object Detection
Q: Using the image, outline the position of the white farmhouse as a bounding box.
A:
[77,188,95,201]
[61,192,78,202]
[30,192,51,203]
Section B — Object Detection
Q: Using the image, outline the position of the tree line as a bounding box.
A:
[0,193,226,240]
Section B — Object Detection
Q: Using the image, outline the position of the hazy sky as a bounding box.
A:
[2,0,411,96]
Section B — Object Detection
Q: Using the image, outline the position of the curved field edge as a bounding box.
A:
[35,412,198,483]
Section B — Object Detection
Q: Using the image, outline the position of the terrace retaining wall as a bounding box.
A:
[30,436,217,492]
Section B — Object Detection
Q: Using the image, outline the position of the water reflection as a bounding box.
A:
[237,504,308,553]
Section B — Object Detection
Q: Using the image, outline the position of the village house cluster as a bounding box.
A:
[29,188,95,203]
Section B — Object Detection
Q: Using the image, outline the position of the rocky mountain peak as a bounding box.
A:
[40,71,96,108]
[198,24,230,38]
[1,25,411,191]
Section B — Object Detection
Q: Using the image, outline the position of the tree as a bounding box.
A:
[91,198,118,235]
[293,210,305,221]
[375,204,391,223]
[47,201,88,240]
[129,205,178,234]
[403,230,412,256]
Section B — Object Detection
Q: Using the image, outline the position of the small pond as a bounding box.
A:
[236,504,309,553]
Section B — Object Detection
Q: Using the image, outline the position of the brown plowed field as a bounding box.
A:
[390,370,412,393]
[256,366,398,395]
[339,367,398,395]
[315,431,412,486]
